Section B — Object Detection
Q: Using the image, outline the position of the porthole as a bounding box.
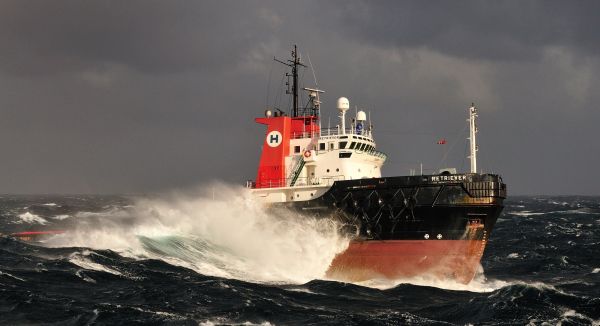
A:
[327,169,330,173]
[310,193,314,197]
[296,194,300,198]
[336,168,339,172]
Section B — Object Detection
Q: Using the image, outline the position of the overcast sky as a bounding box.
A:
[1,0,599,195]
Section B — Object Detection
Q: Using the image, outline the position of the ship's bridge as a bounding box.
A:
[286,122,387,189]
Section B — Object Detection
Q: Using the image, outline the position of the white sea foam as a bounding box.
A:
[507,252,520,259]
[46,184,350,284]
[200,320,273,326]
[508,211,545,217]
[592,268,600,274]
[16,212,48,225]
[355,265,511,292]
[43,203,58,207]
[75,270,96,283]
[51,214,70,220]
[68,251,123,276]
[0,270,26,282]
[557,309,600,326]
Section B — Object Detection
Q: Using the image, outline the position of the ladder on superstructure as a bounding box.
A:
[289,135,319,187]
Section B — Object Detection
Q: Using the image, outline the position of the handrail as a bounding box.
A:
[247,175,346,189]
[291,128,373,140]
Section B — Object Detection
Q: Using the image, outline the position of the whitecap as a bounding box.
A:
[558,309,599,326]
[354,265,511,292]
[42,203,58,207]
[75,270,96,283]
[130,306,184,319]
[0,270,26,282]
[507,253,519,259]
[592,268,600,274]
[508,211,545,217]
[16,212,48,225]
[68,251,122,276]
[46,184,349,285]
[50,214,70,220]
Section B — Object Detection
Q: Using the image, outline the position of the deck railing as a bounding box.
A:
[246,175,346,189]
[291,128,373,140]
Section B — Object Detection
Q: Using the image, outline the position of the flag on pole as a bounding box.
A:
[436,138,447,145]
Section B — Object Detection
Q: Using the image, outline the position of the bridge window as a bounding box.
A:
[319,143,325,151]
[339,141,348,149]
[330,143,334,150]
[339,152,352,158]
[349,142,356,149]
[294,146,300,154]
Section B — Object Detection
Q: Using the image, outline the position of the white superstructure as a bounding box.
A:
[250,96,387,204]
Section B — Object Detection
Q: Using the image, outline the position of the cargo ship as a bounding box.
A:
[247,46,506,284]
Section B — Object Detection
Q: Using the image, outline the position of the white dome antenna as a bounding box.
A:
[337,97,350,134]
[337,97,350,112]
[356,110,367,121]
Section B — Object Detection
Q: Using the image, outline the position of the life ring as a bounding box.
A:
[303,150,312,158]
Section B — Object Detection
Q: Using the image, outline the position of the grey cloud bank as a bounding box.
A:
[0,0,598,195]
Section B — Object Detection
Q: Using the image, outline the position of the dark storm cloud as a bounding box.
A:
[0,1,599,195]
[324,1,600,61]
[0,0,273,75]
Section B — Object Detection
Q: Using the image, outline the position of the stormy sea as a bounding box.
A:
[1,188,599,325]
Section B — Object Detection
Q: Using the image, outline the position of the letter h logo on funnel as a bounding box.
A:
[266,131,283,147]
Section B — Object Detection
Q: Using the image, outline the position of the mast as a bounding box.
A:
[468,103,478,173]
[274,45,305,117]
[292,45,299,117]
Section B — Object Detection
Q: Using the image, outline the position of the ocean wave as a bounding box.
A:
[0,270,26,282]
[507,210,546,217]
[557,309,600,326]
[44,185,349,285]
[68,250,123,276]
[353,266,511,292]
[15,212,48,225]
[551,208,598,215]
[50,214,71,220]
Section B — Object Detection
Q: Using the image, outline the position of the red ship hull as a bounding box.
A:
[326,238,488,284]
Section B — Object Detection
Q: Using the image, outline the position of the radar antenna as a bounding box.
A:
[274,45,306,117]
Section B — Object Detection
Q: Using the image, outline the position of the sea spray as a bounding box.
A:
[45,183,350,284]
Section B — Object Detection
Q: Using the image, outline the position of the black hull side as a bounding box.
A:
[279,173,506,241]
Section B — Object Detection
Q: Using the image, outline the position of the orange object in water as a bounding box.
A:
[10,230,65,242]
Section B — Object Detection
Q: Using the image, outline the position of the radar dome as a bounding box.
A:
[356,110,367,121]
[337,97,350,112]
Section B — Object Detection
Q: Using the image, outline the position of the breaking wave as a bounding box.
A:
[16,212,48,225]
[44,184,349,284]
